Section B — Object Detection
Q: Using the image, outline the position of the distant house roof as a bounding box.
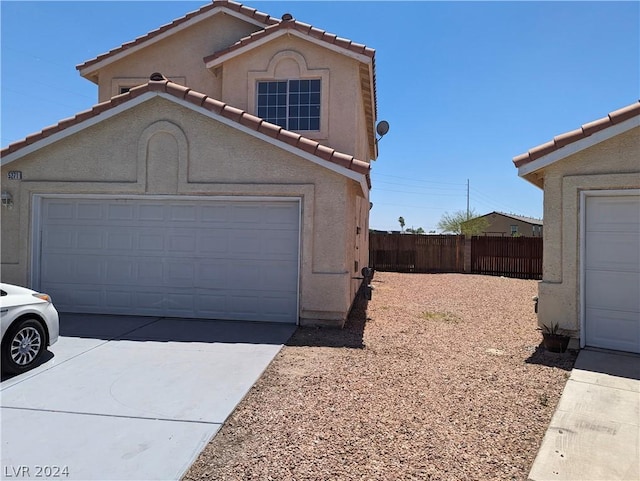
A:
[513,101,640,168]
[469,211,543,226]
[76,0,279,75]
[0,75,371,189]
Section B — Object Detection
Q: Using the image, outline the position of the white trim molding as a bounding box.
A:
[518,116,640,178]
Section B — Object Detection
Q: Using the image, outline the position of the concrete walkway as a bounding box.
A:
[529,349,640,481]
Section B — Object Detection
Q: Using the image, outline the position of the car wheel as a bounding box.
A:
[2,319,47,374]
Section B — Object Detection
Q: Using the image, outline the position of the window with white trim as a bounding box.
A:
[510,225,519,235]
[257,79,321,131]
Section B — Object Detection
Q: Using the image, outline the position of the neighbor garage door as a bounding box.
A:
[37,197,299,323]
[584,193,640,353]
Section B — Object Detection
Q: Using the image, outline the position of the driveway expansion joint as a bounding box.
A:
[1,405,223,425]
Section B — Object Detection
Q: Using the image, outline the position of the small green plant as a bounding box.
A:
[541,322,561,335]
[421,311,461,324]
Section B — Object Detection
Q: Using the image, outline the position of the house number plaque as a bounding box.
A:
[7,171,22,180]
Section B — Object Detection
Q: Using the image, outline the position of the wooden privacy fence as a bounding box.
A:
[369,234,465,273]
[369,233,543,279]
[470,236,543,279]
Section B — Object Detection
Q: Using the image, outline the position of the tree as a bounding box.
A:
[437,209,489,236]
[405,227,425,234]
[398,216,405,232]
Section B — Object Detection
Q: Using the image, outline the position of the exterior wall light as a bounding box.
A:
[1,191,13,208]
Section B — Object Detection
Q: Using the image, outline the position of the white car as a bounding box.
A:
[1,283,59,374]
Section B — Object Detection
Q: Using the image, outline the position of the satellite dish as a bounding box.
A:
[376,120,390,137]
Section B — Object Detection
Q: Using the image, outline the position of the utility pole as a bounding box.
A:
[466,179,470,220]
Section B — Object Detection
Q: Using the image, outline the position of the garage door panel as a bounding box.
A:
[77,202,103,219]
[41,256,73,281]
[168,234,197,253]
[231,205,263,224]
[197,261,229,287]
[169,204,197,221]
[585,194,640,353]
[39,198,299,323]
[262,295,297,317]
[107,204,135,221]
[586,270,640,312]
[43,228,74,249]
[228,233,262,257]
[585,232,640,271]
[77,231,104,250]
[195,293,228,315]
[139,232,165,251]
[586,307,640,352]
[138,203,165,221]
[259,262,298,290]
[45,201,75,220]
[198,232,229,254]
[166,262,196,287]
[107,231,135,251]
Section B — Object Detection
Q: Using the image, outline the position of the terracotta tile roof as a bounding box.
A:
[76,1,279,72]
[513,101,640,168]
[1,75,371,187]
[203,15,375,65]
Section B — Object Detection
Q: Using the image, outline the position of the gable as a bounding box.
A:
[77,0,279,83]
[203,16,377,159]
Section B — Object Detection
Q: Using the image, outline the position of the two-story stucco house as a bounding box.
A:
[0,1,380,327]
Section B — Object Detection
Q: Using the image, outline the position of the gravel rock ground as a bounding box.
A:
[183,273,577,481]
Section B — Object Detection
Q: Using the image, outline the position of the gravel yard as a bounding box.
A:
[183,272,577,481]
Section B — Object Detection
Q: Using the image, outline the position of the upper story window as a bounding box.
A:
[257,79,321,131]
[510,225,519,235]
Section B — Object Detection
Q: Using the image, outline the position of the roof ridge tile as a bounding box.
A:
[77,1,278,71]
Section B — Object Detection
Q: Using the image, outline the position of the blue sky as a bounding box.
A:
[2,1,638,232]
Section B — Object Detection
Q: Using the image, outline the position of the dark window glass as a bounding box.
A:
[257,79,321,131]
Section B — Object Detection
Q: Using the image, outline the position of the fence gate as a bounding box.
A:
[470,236,543,279]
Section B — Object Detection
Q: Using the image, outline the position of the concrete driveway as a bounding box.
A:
[529,349,640,481]
[1,313,295,480]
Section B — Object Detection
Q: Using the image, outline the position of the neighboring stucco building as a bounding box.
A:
[464,211,543,237]
[0,1,380,327]
[514,101,640,353]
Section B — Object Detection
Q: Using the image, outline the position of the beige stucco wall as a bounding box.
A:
[536,126,640,340]
[92,13,260,101]
[0,96,369,326]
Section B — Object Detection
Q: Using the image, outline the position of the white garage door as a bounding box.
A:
[37,197,300,323]
[584,193,640,353]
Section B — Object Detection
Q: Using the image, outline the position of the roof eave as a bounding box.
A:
[516,115,640,182]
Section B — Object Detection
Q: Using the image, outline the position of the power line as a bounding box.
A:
[372,172,466,186]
